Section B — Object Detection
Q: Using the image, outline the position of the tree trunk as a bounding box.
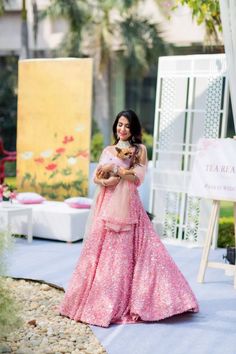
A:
[20,0,29,59]
[93,60,111,147]
[110,53,125,120]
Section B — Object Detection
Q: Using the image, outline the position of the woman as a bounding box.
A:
[59,109,199,327]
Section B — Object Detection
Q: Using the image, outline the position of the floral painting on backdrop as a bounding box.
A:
[17,58,93,200]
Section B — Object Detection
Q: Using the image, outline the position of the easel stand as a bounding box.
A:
[197,200,236,289]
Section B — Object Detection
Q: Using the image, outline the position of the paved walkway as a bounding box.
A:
[5,238,236,354]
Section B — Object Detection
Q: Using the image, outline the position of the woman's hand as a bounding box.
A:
[103,176,120,187]
[117,167,138,183]
[96,164,113,179]
[117,167,126,178]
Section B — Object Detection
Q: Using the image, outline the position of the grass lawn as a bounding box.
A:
[220,201,234,218]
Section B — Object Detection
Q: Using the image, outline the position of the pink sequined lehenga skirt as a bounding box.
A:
[59,185,199,328]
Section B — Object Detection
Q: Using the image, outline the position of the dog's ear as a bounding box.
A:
[115,147,121,153]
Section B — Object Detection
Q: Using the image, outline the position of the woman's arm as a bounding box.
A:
[97,163,114,175]
[92,146,115,185]
[93,163,116,185]
[94,174,120,187]
[116,168,138,183]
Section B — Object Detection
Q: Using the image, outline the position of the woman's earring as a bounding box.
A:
[132,136,135,142]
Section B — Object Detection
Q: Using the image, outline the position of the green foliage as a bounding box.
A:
[0,231,13,273]
[4,161,16,177]
[217,217,235,248]
[220,201,234,218]
[90,132,104,162]
[120,14,166,76]
[91,119,101,136]
[0,0,6,15]
[4,176,16,188]
[0,279,22,336]
[43,0,166,75]
[173,0,221,42]
[0,232,22,336]
[142,130,153,160]
[90,130,153,161]
[41,0,90,57]
[0,56,18,150]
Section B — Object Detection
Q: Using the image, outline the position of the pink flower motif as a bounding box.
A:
[62,136,74,144]
[10,191,17,199]
[45,163,57,171]
[56,147,65,154]
[34,157,44,164]
[77,150,89,158]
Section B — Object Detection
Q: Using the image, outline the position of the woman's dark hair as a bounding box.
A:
[112,109,142,145]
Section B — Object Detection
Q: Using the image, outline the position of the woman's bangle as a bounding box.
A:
[112,165,119,175]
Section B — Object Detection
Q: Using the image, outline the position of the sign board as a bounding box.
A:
[188,138,236,202]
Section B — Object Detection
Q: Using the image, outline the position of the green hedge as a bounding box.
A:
[217,217,235,248]
[142,131,153,161]
[90,130,154,162]
[90,132,104,162]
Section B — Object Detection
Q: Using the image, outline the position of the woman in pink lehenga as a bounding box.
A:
[59,109,199,328]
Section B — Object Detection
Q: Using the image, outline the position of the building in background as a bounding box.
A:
[0,0,225,144]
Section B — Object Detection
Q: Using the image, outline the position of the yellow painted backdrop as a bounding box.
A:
[17,58,93,200]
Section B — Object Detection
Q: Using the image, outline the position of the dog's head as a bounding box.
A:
[115,147,133,160]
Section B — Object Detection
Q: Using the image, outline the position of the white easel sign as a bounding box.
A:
[188,138,236,202]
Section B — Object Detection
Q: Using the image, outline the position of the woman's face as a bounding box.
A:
[116,116,131,141]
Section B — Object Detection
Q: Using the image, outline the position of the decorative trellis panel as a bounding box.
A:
[150,54,229,245]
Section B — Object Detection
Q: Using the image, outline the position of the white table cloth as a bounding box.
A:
[0,204,33,242]
[10,201,90,242]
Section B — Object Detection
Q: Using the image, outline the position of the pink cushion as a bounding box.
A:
[64,197,92,209]
[16,192,45,204]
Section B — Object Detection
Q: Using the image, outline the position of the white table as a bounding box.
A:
[0,204,33,243]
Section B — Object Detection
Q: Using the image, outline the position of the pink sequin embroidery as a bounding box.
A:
[59,147,199,328]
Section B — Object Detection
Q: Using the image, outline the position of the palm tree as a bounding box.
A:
[0,0,4,15]
[20,0,29,59]
[0,0,39,58]
[42,0,167,144]
[41,0,90,57]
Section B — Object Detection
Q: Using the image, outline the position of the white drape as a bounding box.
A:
[219,0,236,130]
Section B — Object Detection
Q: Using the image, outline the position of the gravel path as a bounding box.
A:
[0,278,107,354]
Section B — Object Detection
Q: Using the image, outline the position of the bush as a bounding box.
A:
[90,132,104,162]
[142,130,153,160]
[217,217,235,248]
[0,232,22,336]
[4,161,16,177]
[90,130,154,162]
[0,56,18,151]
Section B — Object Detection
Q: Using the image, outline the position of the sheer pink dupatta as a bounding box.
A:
[99,144,148,232]
[83,145,148,238]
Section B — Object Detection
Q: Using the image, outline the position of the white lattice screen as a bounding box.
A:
[150,54,229,246]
